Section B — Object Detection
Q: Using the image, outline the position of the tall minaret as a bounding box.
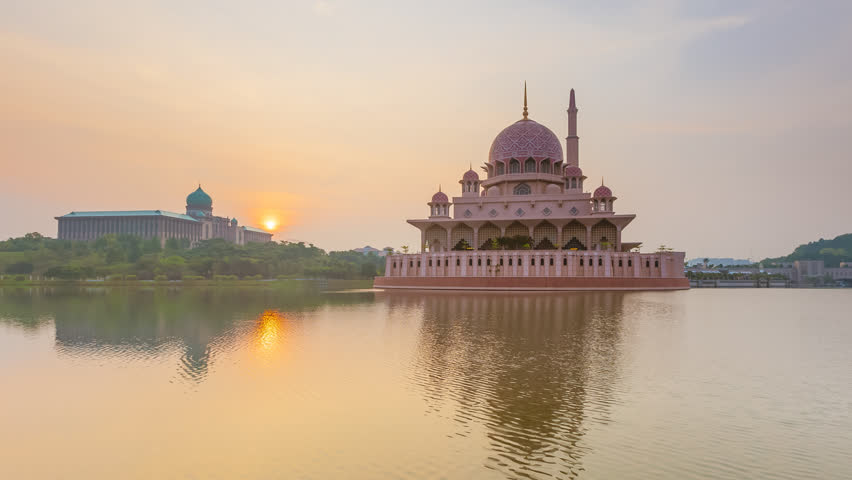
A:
[566,88,579,166]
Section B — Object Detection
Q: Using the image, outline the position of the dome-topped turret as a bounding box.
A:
[564,165,584,177]
[431,190,448,203]
[186,185,212,208]
[594,184,613,198]
[230,218,238,226]
[462,169,479,181]
[489,119,563,166]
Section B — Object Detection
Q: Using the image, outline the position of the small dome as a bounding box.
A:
[564,165,584,177]
[431,191,449,203]
[594,185,613,198]
[186,186,212,208]
[462,169,479,181]
[230,218,238,226]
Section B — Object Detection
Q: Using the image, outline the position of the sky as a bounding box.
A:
[1,0,851,259]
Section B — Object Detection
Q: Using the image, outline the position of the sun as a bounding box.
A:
[264,219,278,230]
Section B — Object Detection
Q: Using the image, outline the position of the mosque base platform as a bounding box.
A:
[374,276,690,291]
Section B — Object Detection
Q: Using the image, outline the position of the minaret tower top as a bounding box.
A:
[565,88,579,166]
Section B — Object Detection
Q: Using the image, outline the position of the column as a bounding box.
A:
[472,227,479,251]
[556,227,563,251]
[616,225,622,252]
[420,229,426,252]
[585,225,592,251]
[604,253,612,277]
[446,227,453,253]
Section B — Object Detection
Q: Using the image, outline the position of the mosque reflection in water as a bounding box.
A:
[383,291,626,479]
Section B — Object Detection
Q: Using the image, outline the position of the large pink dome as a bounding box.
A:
[489,119,563,165]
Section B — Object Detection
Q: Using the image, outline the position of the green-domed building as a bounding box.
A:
[55,185,273,246]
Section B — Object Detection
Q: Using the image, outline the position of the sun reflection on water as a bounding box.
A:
[253,310,286,356]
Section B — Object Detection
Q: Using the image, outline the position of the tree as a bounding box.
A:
[142,237,162,254]
[156,255,186,280]
[400,245,409,254]
[5,261,34,274]
[164,238,182,251]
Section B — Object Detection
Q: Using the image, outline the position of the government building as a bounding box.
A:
[375,88,689,290]
[55,186,273,246]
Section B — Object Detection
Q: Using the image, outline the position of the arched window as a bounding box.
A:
[541,161,551,174]
[524,158,535,173]
[497,163,505,175]
[510,159,520,173]
[513,183,531,195]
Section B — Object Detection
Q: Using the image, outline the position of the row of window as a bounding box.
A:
[394,258,659,268]
[495,158,559,176]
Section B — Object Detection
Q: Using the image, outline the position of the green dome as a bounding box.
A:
[186,186,212,208]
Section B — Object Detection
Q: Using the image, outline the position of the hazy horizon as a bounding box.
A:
[2,1,851,259]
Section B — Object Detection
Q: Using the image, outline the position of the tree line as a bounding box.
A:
[761,233,852,267]
[0,233,386,280]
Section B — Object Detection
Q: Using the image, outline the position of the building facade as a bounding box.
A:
[56,186,272,246]
[375,88,688,290]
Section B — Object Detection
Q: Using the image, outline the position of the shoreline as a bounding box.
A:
[0,278,375,289]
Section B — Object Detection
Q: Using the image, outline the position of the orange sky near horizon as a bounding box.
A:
[2,1,851,258]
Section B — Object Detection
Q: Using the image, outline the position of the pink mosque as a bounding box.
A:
[374,87,689,290]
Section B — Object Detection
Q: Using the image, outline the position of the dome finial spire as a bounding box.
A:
[523,81,528,119]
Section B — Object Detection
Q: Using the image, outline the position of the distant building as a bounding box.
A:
[793,260,852,282]
[55,185,272,246]
[686,258,751,267]
[687,260,852,285]
[353,246,392,257]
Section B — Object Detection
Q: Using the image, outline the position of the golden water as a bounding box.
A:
[0,287,849,479]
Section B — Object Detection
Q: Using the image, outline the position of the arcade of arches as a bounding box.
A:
[418,219,624,253]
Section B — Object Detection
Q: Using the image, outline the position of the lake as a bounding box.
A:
[0,286,850,479]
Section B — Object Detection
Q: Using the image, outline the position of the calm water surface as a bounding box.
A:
[0,286,850,479]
